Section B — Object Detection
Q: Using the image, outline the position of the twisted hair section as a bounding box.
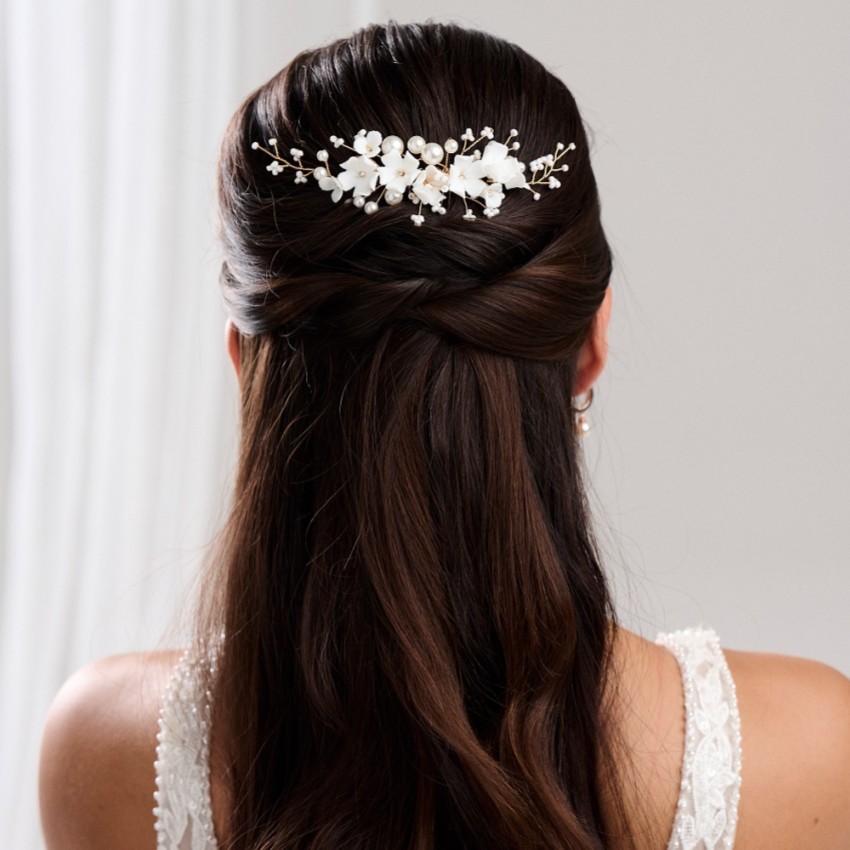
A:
[202,20,629,850]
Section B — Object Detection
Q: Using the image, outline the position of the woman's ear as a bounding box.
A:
[225,317,241,380]
[574,287,612,397]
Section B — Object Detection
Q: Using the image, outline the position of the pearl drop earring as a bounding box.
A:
[574,387,594,437]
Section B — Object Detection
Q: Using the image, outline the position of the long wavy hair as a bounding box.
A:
[202,20,624,850]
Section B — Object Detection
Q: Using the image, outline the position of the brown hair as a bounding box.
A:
[204,20,622,849]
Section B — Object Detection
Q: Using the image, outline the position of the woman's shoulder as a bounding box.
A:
[613,628,850,850]
[724,645,850,847]
[39,649,181,850]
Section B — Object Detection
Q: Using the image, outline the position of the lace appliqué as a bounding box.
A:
[657,628,742,850]
[154,647,219,850]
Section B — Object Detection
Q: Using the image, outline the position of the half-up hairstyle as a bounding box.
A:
[204,20,624,850]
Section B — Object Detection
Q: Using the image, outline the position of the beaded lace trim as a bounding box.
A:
[153,629,741,850]
[656,628,742,850]
[153,647,219,850]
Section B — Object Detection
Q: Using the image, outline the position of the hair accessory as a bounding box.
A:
[574,387,594,437]
[251,129,576,226]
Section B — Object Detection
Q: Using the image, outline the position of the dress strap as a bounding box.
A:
[656,628,742,850]
[153,647,219,850]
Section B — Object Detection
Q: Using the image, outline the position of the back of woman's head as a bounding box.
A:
[218,21,610,357]
[209,21,622,850]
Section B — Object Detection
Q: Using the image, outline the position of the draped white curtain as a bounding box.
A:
[0,2,365,846]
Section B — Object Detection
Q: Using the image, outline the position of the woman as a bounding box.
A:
[39,21,850,850]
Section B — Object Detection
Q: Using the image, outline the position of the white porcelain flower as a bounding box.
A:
[318,175,344,203]
[412,165,449,210]
[480,182,505,210]
[337,155,379,197]
[480,141,508,163]
[377,150,421,193]
[266,161,285,175]
[480,141,528,189]
[353,130,383,158]
[447,155,487,199]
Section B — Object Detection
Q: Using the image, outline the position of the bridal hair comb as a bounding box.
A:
[251,128,576,226]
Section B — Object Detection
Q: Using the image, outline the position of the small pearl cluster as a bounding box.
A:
[251,127,576,226]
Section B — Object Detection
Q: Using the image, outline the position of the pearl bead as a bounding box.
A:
[385,189,403,205]
[313,166,327,179]
[421,142,444,165]
[353,196,365,208]
[407,135,426,154]
[364,201,379,215]
[444,138,459,154]
[381,135,404,154]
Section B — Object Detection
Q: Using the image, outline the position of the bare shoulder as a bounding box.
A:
[39,649,182,850]
[725,647,850,849]
[608,629,850,850]
[606,627,688,850]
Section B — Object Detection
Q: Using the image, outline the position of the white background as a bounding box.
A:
[2,1,848,846]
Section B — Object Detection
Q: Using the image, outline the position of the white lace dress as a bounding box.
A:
[154,627,742,850]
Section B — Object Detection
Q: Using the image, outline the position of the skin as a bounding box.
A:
[40,292,850,848]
